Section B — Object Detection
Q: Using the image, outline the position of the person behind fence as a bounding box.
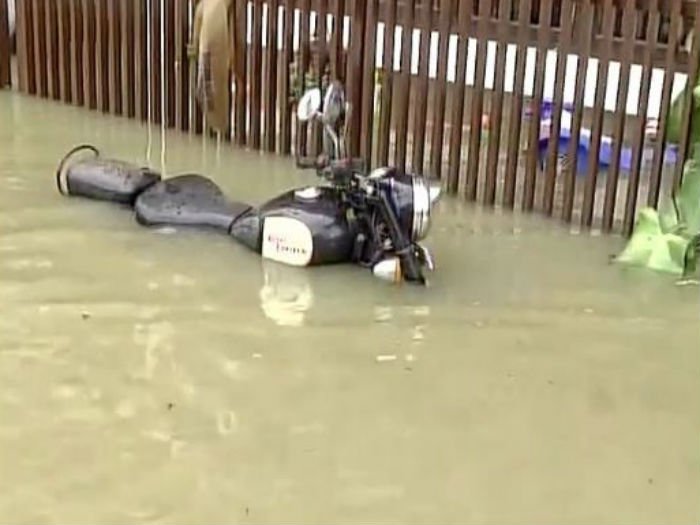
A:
[187,0,236,135]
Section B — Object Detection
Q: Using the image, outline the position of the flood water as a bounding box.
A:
[1,91,699,524]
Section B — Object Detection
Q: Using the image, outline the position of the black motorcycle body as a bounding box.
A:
[55,82,441,285]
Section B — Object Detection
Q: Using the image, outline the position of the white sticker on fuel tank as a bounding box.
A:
[261,217,314,266]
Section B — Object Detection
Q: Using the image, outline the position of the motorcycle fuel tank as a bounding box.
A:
[229,185,357,267]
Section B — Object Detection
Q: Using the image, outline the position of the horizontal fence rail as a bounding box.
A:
[2,0,699,235]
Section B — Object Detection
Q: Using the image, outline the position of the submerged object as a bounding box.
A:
[55,83,442,286]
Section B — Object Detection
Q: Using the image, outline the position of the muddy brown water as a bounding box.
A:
[1,91,699,524]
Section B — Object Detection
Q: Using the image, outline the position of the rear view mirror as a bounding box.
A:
[297,88,322,122]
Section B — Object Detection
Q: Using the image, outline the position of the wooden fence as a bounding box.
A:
[1,0,699,234]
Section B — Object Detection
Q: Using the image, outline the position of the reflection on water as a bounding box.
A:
[1,91,699,524]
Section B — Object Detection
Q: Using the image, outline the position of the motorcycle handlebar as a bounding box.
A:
[296,156,324,170]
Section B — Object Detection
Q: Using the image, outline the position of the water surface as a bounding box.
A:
[1,92,698,524]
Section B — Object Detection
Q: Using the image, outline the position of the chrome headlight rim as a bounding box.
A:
[411,176,432,241]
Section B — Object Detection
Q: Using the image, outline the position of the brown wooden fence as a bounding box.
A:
[1,0,699,235]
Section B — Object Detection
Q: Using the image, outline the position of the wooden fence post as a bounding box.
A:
[0,0,11,88]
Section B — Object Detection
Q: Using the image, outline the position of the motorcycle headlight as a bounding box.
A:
[379,172,442,242]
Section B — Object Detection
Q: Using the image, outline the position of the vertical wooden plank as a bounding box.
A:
[164,0,176,127]
[359,0,379,163]
[233,0,247,143]
[329,0,345,80]
[541,0,574,215]
[674,4,700,189]
[0,0,9,88]
[310,0,327,156]
[601,0,636,232]
[502,0,531,208]
[623,2,659,236]
[81,0,96,109]
[249,0,263,148]
[108,0,123,115]
[150,0,162,124]
[278,0,294,151]
[581,0,614,227]
[69,0,82,105]
[522,0,554,211]
[57,0,72,101]
[121,0,136,118]
[561,0,594,222]
[32,0,48,97]
[429,0,453,179]
[95,0,109,112]
[393,0,413,171]
[27,0,39,95]
[465,0,490,201]
[265,0,280,152]
[410,0,433,173]
[174,0,188,130]
[15,0,28,92]
[647,0,682,208]
[377,0,397,166]
[295,0,311,155]
[446,0,473,193]
[483,0,510,205]
[45,0,60,99]
[133,0,146,120]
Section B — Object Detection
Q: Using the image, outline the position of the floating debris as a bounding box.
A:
[81,310,91,320]
[375,354,397,363]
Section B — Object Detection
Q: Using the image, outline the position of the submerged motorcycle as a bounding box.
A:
[55,82,442,285]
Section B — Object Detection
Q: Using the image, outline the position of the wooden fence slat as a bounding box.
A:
[483,0,510,206]
[623,3,660,235]
[174,0,188,130]
[446,0,473,193]
[561,0,595,222]
[393,0,414,171]
[647,0,683,208]
[96,0,109,111]
[410,0,433,174]
[502,0,532,208]
[69,0,82,105]
[81,0,96,109]
[265,0,280,152]
[164,0,176,128]
[190,0,203,135]
[377,0,397,166]
[465,0,490,201]
[134,0,147,120]
[522,0,553,211]
[45,0,60,99]
[278,0,294,152]
[150,0,162,124]
[542,0,574,215]
[581,0,615,227]
[428,0,453,179]
[0,0,9,88]
[57,0,72,101]
[249,0,263,147]
[108,0,123,115]
[330,0,345,79]
[360,0,379,163]
[31,0,47,97]
[121,0,136,118]
[602,0,636,232]
[310,0,327,156]
[294,0,311,155]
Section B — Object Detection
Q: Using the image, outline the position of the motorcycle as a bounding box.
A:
[55,81,442,285]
